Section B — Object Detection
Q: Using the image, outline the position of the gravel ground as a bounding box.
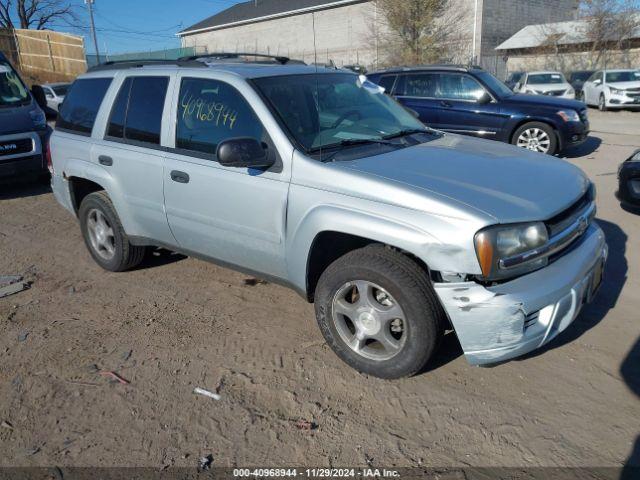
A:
[0,109,639,470]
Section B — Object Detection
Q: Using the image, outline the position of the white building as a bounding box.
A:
[178,0,579,74]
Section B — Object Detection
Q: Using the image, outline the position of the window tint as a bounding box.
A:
[376,75,397,93]
[438,73,486,101]
[176,77,264,156]
[57,78,112,135]
[125,77,168,145]
[398,73,439,97]
[107,77,132,139]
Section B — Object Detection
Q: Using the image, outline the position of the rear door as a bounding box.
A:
[162,73,291,279]
[393,72,441,128]
[91,73,176,245]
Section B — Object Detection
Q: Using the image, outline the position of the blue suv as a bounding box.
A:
[368,66,589,156]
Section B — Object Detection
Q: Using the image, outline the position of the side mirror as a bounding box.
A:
[593,79,601,85]
[477,91,492,104]
[217,137,273,169]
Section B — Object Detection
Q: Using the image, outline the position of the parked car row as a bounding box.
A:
[505,68,640,111]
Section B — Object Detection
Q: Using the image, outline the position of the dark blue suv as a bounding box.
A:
[368,66,589,156]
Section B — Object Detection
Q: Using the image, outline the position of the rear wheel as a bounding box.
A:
[314,245,445,379]
[512,122,558,155]
[79,191,146,272]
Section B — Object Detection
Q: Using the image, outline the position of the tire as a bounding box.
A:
[78,191,146,272]
[314,245,445,379]
[599,94,607,112]
[511,121,558,155]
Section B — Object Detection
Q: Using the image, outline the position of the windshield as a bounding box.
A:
[52,85,69,96]
[606,71,640,83]
[253,73,427,152]
[0,64,30,107]
[527,73,566,84]
[475,71,514,97]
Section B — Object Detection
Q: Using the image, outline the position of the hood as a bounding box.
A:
[338,134,590,224]
[0,101,38,136]
[502,93,583,110]
[607,81,640,90]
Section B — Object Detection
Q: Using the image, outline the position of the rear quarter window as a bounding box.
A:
[57,78,112,136]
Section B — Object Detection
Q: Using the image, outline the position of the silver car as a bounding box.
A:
[49,56,607,379]
[42,82,69,111]
[514,71,575,99]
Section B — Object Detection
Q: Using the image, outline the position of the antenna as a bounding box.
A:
[312,11,322,161]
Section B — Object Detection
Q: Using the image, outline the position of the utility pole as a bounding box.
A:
[85,0,100,64]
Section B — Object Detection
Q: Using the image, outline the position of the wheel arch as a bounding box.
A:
[287,205,442,302]
[509,118,561,152]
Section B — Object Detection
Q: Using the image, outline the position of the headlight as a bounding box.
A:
[626,150,640,163]
[567,87,575,95]
[29,108,46,129]
[609,86,624,95]
[474,222,549,280]
[557,110,580,122]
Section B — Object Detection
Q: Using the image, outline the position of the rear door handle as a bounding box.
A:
[170,170,190,184]
[98,155,113,166]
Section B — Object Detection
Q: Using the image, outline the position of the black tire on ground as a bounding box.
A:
[511,121,559,156]
[599,94,608,112]
[78,191,146,272]
[314,245,446,379]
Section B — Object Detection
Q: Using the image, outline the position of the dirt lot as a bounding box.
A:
[1,109,639,470]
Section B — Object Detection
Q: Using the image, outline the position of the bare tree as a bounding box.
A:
[370,0,469,67]
[580,0,640,68]
[0,0,77,30]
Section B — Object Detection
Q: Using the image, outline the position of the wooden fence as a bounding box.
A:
[0,28,87,85]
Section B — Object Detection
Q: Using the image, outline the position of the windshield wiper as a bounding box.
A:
[317,137,398,163]
[382,128,435,140]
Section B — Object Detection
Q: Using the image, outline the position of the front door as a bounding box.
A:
[432,72,506,138]
[163,75,291,279]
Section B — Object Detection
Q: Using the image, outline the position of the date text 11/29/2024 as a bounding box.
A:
[233,468,400,478]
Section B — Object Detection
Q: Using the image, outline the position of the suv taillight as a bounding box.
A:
[45,138,53,174]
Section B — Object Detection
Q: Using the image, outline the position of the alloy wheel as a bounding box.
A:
[516,128,551,153]
[331,280,407,361]
[86,208,116,261]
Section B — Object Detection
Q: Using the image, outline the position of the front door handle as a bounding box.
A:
[440,100,452,108]
[98,155,113,166]
[170,170,190,184]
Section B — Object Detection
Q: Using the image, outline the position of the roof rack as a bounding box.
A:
[88,58,206,72]
[179,52,294,65]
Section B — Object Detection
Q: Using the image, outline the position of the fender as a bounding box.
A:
[286,203,475,296]
[63,158,138,235]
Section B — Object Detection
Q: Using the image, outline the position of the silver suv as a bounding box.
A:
[49,55,608,379]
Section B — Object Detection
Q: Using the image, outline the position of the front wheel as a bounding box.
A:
[599,94,608,112]
[314,245,445,379]
[512,122,558,155]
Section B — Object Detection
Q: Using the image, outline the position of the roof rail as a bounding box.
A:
[179,52,292,65]
[88,58,206,72]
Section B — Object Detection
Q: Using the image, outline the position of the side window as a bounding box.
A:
[437,73,486,101]
[399,73,439,98]
[376,75,397,93]
[105,76,168,145]
[57,78,112,135]
[176,77,264,157]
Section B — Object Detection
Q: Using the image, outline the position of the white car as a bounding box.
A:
[42,83,69,111]
[582,69,640,111]
[514,71,575,99]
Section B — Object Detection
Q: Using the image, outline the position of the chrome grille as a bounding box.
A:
[546,190,593,237]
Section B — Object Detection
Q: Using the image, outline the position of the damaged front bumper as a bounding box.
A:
[434,223,607,366]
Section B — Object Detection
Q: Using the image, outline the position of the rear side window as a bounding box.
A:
[396,73,439,97]
[176,77,264,157]
[106,76,169,145]
[57,78,112,135]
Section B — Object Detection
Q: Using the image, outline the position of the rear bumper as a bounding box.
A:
[434,223,607,365]
[617,160,640,206]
